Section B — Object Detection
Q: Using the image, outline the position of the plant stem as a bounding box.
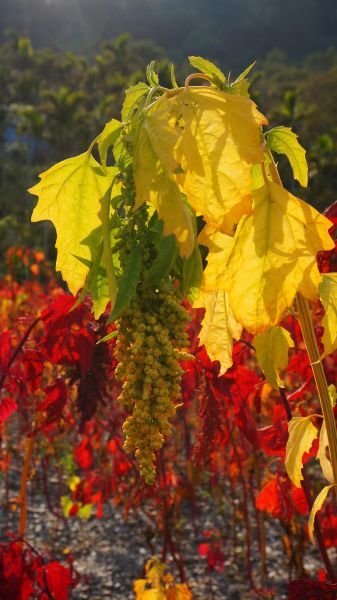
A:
[267,148,337,492]
[18,435,34,539]
[279,388,336,581]
[295,293,337,488]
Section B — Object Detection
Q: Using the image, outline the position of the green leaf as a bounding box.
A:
[146,60,159,87]
[234,61,256,83]
[285,416,318,487]
[96,330,118,345]
[309,484,336,545]
[73,211,121,318]
[78,503,93,519]
[28,153,115,295]
[109,245,143,322]
[170,63,178,88]
[61,496,73,518]
[144,234,177,285]
[122,82,149,122]
[77,228,108,318]
[188,56,226,87]
[113,133,132,169]
[319,273,337,358]
[183,242,203,302]
[97,119,123,167]
[266,126,308,187]
[253,326,294,390]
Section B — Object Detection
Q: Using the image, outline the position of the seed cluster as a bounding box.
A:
[115,286,190,484]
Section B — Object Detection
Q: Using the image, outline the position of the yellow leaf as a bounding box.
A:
[222,181,334,333]
[60,496,72,518]
[167,584,193,600]
[134,556,188,600]
[29,152,115,294]
[317,421,334,483]
[134,579,147,598]
[316,387,336,484]
[133,108,195,257]
[309,484,336,545]
[253,326,294,390]
[198,225,234,292]
[319,273,337,358]
[329,384,337,407]
[194,289,242,375]
[68,475,80,492]
[97,118,123,166]
[171,88,267,233]
[285,416,318,487]
[134,88,266,239]
[169,87,267,234]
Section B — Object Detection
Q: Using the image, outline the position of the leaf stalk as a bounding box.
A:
[100,184,117,312]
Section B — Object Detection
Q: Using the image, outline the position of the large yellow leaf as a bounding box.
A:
[198,225,234,291]
[253,326,294,390]
[319,273,337,358]
[133,109,195,257]
[134,87,266,237]
[309,484,336,545]
[222,181,334,333]
[285,416,318,487]
[194,289,242,374]
[29,152,115,294]
[168,87,267,234]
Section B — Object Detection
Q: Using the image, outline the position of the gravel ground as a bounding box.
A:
[0,477,326,600]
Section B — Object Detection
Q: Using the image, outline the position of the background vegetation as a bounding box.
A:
[0,4,336,260]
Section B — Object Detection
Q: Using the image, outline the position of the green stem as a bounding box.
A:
[100,184,117,311]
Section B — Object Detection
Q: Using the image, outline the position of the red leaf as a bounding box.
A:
[0,331,11,374]
[41,295,94,375]
[0,397,17,425]
[258,420,288,457]
[35,379,67,432]
[256,475,294,522]
[291,487,309,517]
[193,378,228,466]
[74,437,93,470]
[289,578,337,599]
[198,543,209,557]
[235,402,260,449]
[42,561,74,600]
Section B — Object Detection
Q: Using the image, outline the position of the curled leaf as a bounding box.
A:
[309,484,336,545]
[285,416,318,488]
[319,273,337,358]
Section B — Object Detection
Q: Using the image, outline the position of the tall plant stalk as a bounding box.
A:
[268,150,337,489]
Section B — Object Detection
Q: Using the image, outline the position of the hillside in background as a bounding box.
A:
[1,0,337,69]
